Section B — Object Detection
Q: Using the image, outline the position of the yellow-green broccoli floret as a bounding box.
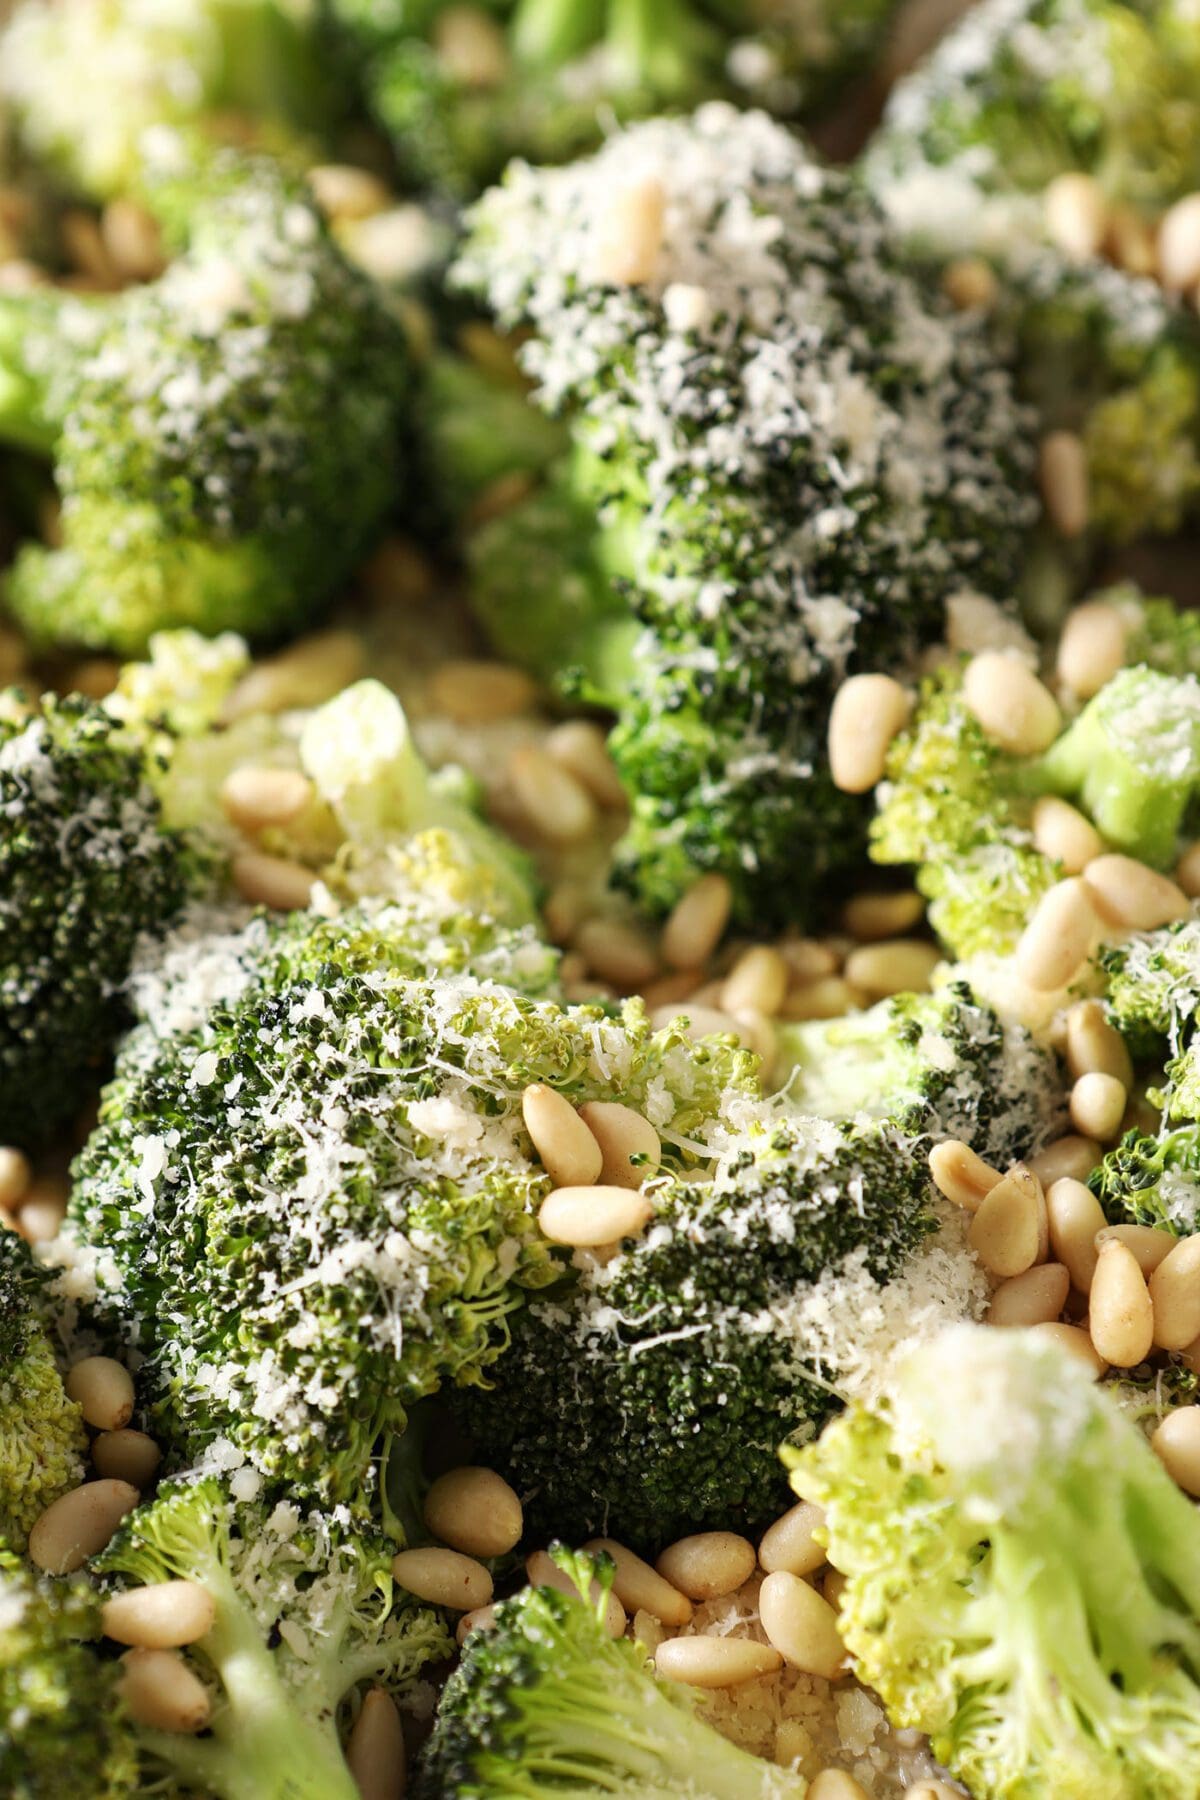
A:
[0,1233,87,1552]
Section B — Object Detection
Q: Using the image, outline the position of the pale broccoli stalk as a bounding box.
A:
[0,1232,87,1551]
[413,1547,808,1798]
[792,1325,1200,1800]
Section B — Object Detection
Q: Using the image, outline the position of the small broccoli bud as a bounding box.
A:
[0,1232,88,1550]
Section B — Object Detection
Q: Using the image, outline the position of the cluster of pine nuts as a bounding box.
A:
[27,1357,161,1575]
[0,1146,68,1242]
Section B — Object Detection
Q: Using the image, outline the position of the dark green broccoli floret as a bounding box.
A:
[0,148,409,654]
[0,1232,87,1551]
[458,1112,934,1550]
[1091,1122,1200,1231]
[412,1547,807,1799]
[457,108,1036,928]
[775,981,1066,1166]
[1101,915,1200,1060]
[794,1324,1200,1800]
[0,692,191,1149]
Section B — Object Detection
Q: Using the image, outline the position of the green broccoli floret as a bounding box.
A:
[412,1547,807,1799]
[775,980,1066,1166]
[422,349,567,526]
[793,1324,1200,1800]
[0,1233,87,1552]
[0,148,408,654]
[0,692,192,1150]
[0,1547,136,1800]
[1090,1122,1200,1231]
[1101,915,1200,1059]
[96,1477,451,1800]
[457,108,1036,928]
[458,1110,934,1549]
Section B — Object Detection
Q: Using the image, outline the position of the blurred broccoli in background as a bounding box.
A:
[0,1232,87,1552]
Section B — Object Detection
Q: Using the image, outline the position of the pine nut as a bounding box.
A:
[575,918,659,987]
[1095,1223,1177,1277]
[543,881,590,945]
[633,1608,667,1653]
[759,1501,827,1578]
[423,1466,523,1559]
[904,1784,962,1800]
[521,1085,602,1189]
[584,1539,693,1626]
[827,674,911,793]
[823,1568,847,1610]
[221,766,312,832]
[224,631,364,720]
[525,1550,625,1636]
[0,1146,32,1209]
[576,1102,660,1190]
[118,1648,211,1734]
[1056,600,1127,698]
[1015,879,1098,991]
[929,1141,1002,1213]
[758,1569,845,1679]
[66,1357,134,1432]
[1176,842,1200,898]
[345,1688,406,1800]
[1028,1320,1106,1376]
[662,875,733,970]
[655,1637,782,1688]
[1031,796,1103,874]
[17,1173,68,1244]
[841,890,924,942]
[538,1185,652,1247]
[231,851,315,912]
[28,1480,139,1574]
[968,1166,1045,1278]
[545,721,625,808]
[592,178,666,286]
[1069,1071,1127,1142]
[429,659,536,724]
[1089,1239,1154,1366]
[307,163,392,223]
[941,257,998,310]
[1084,854,1189,931]
[93,1429,162,1488]
[843,939,939,999]
[391,1548,492,1611]
[1046,1177,1107,1292]
[102,1582,215,1649]
[655,1532,755,1602]
[721,946,789,1017]
[1038,431,1089,538]
[780,976,864,1020]
[1152,1408,1200,1494]
[100,197,164,280]
[778,935,839,981]
[1029,1135,1101,1187]
[1065,1001,1134,1087]
[986,1263,1070,1327]
[509,746,597,846]
[1044,171,1108,262]
[963,651,1062,754]
[640,971,700,1009]
[1105,204,1158,276]
[650,1002,751,1050]
[456,1604,497,1646]
[1148,1235,1200,1351]
[1159,193,1200,291]
[809,1773,870,1800]
[433,3,510,85]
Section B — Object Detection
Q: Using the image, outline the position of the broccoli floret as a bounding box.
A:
[793,1324,1200,1800]
[0,692,192,1150]
[0,1233,87,1552]
[775,981,1066,1166]
[0,148,409,654]
[412,1547,807,1799]
[1101,915,1200,1059]
[458,1110,934,1549]
[96,1477,450,1800]
[457,108,1036,927]
[1090,1122,1200,1232]
[422,349,567,526]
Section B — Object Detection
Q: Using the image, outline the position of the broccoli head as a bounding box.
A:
[413,1546,807,1799]
[1091,1122,1200,1232]
[457,107,1036,927]
[0,1232,87,1552]
[0,147,409,654]
[793,1324,1200,1800]
[0,692,191,1150]
[1101,915,1200,1059]
[458,1110,934,1550]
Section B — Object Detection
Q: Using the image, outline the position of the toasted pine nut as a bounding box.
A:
[1031,796,1103,874]
[843,939,939,999]
[1069,1071,1127,1142]
[986,1263,1070,1327]
[509,746,597,846]
[1152,1408,1200,1494]
[1056,600,1128,698]
[655,1636,782,1689]
[758,1570,844,1679]
[968,1166,1045,1278]
[759,1501,827,1578]
[102,1582,215,1649]
[840,890,924,942]
[1089,1239,1154,1367]
[941,256,997,310]
[584,1539,693,1626]
[538,1184,652,1247]
[456,1604,498,1646]
[1028,1320,1106,1376]
[778,935,839,981]
[543,881,590,945]
[423,1466,523,1559]
[221,766,312,832]
[1015,879,1097,991]
[391,1548,492,1612]
[1039,431,1089,538]
[1159,193,1200,291]
[118,1648,211,1734]
[1083,854,1189,931]
[1105,204,1158,275]
[929,1140,1002,1213]
[99,197,164,280]
[576,1102,660,1190]
[1046,1177,1106,1292]
[808,1773,870,1800]
[721,946,789,1017]
[525,1549,625,1636]
[545,721,625,808]
[592,177,666,286]
[1149,1235,1200,1351]
[827,674,911,793]
[1044,171,1108,262]
[17,1174,68,1244]
[662,875,733,970]
[1065,1001,1134,1087]
[28,1480,139,1575]
[963,651,1062,754]
[1029,1135,1101,1187]
[655,1532,755,1602]
[521,1085,602,1189]
[0,1146,31,1210]
[231,851,315,912]
[780,975,864,1020]
[93,1429,162,1488]
[224,631,364,720]
[575,918,659,987]
[307,163,392,223]
[66,1357,134,1432]
[822,1568,847,1610]
[1095,1223,1177,1277]
[429,659,536,724]
[345,1688,406,1800]
[1176,841,1200,898]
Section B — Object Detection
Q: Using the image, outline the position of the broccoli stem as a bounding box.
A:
[607,0,704,93]
[510,0,606,66]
